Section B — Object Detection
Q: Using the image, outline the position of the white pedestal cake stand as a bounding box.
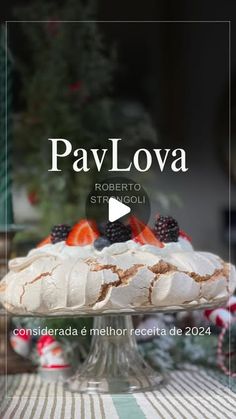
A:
[6,299,227,394]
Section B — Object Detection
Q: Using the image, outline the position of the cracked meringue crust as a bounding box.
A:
[0,238,235,315]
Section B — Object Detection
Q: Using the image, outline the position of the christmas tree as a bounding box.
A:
[12,0,158,235]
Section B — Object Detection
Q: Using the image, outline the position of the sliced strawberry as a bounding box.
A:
[129,216,164,247]
[66,219,100,246]
[179,229,192,242]
[37,235,51,248]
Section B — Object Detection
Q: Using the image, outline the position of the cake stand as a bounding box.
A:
[4,298,227,394]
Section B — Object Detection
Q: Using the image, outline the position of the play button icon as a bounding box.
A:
[108,197,131,222]
[86,176,150,233]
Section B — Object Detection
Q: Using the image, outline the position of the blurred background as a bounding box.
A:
[1,0,236,378]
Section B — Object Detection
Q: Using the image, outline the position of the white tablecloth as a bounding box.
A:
[1,369,236,418]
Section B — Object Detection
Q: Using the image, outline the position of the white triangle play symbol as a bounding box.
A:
[108,198,131,222]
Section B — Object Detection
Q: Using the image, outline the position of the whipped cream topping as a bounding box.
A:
[9,237,193,272]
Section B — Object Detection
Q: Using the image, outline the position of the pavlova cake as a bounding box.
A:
[0,215,235,315]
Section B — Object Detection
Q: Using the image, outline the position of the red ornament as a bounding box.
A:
[205,297,236,377]
[37,335,70,369]
[226,296,236,313]
[204,308,232,328]
[217,319,236,377]
[69,80,82,92]
[28,190,39,205]
[10,329,32,357]
[37,335,55,356]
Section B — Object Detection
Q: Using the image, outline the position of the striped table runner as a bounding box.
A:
[0,369,235,419]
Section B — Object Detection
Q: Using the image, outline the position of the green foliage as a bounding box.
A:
[138,314,235,373]
[13,0,113,232]
[12,0,158,235]
[140,332,220,372]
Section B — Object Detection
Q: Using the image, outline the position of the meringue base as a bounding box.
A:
[1,240,235,316]
[65,315,164,394]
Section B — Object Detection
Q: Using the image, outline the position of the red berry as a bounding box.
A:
[179,229,192,242]
[129,216,164,247]
[37,235,51,247]
[66,219,100,246]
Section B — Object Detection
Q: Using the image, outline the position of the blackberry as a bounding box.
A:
[105,221,132,244]
[98,222,106,236]
[51,224,71,244]
[94,237,111,251]
[154,215,179,243]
